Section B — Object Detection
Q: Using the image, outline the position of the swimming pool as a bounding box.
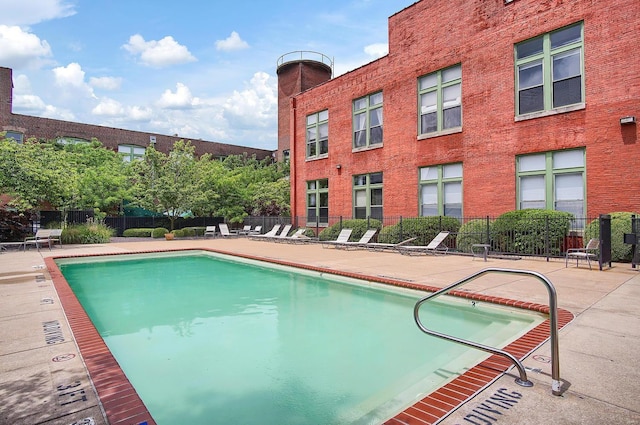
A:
[55,250,547,425]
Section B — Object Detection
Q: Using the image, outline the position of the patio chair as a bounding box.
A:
[237,225,252,235]
[250,224,281,240]
[397,231,450,256]
[272,224,293,240]
[23,229,53,251]
[334,229,378,250]
[364,237,418,252]
[279,228,310,243]
[247,225,262,235]
[204,226,216,238]
[49,229,63,247]
[218,223,236,237]
[566,238,600,270]
[321,228,353,248]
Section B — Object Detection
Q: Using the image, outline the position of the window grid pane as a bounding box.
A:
[419,65,462,135]
[419,164,463,217]
[353,93,383,148]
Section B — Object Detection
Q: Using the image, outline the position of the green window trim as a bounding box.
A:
[353,172,383,219]
[418,64,462,136]
[306,110,329,159]
[515,22,584,117]
[419,163,463,218]
[516,148,586,218]
[353,92,383,149]
[306,179,329,225]
[118,144,146,162]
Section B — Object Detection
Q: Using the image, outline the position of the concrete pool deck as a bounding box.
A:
[1,237,639,425]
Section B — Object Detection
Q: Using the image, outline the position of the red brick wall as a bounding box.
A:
[290,0,640,220]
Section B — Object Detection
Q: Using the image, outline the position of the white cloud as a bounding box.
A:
[223,71,276,129]
[157,83,201,109]
[92,98,125,116]
[89,76,122,91]
[128,106,154,121]
[11,73,75,120]
[215,31,249,51]
[122,34,197,68]
[52,62,97,100]
[0,0,76,26]
[0,25,53,69]
[364,43,388,58]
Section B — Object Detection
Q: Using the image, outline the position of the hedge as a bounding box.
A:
[584,211,639,262]
[491,209,572,255]
[456,218,493,253]
[378,216,461,245]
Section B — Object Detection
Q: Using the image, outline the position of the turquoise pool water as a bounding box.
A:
[57,251,543,425]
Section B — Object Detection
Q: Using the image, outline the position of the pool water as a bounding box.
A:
[58,252,543,425]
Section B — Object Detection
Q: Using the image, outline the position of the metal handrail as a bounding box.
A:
[413,268,562,395]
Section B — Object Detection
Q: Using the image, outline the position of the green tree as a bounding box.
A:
[130,140,198,230]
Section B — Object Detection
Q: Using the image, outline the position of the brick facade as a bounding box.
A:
[286,0,639,221]
[0,67,273,160]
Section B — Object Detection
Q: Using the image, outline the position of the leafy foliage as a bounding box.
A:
[378,216,460,245]
[60,222,114,244]
[585,212,639,262]
[492,209,573,255]
[456,218,493,253]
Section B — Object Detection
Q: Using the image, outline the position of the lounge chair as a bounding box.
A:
[321,228,353,248]
[204,226,216,238]
[250,224,281,240]
[365,236,418,252]
[566,238,600,270]
[280,228,310,243]
[248,225,262,235]
[218,223,236,238]
[49,229,63,246]
[23,229,53,251]
[237,225,252,235]
[334,229,378,250]
[397,231,450,256]
[272,224,293,240]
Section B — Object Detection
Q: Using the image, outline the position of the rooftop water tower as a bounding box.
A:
[276,51,333,162]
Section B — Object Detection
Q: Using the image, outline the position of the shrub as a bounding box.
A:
[491,209,573,255]
[584,212,639,262]
[61,223,114,244]
[180,227,197,237]
[152,227,169,238]
[378,216,461,245]
[456,218,493,253]
[318,219,382,241]
[123,228,153,237]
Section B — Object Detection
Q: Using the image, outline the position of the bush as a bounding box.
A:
[456,218,493,253]
[378,216,461,246]
[584,211,639,262]
[180,227,197,237]
[318,219,382,241]
[491,209,573,255]
[61,223,114,244]
[123,228,153,237]
[152,227,169,238]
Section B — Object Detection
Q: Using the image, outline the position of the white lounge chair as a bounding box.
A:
[365,237,418,252]
[322,228,353,248]
[204,226,216,238]
[250,224,281,240]
[397,231,450,255]
[218,223,238,237]
[335,229,377,250]
[237,225,252,235]
[272,224,293,240]
[247,225,262,235]
[279,228,310,243]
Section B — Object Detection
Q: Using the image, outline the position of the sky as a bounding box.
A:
[0,0,415,150]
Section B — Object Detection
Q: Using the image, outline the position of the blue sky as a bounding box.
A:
[0,0,415,150]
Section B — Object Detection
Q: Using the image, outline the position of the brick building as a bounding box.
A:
[0,67,273,161]
[280,0,639,226]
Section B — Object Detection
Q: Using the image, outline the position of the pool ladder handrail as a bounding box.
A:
[413,267,562,395]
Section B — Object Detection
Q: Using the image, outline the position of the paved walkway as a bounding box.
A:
[1,238,639,424]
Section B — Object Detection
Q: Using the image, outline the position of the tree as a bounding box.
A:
[130,140,198,230]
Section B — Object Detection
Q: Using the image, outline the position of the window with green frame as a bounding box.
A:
[3,131,24,143]
[57,137,90,145]
[353,172,383,219]
[118,144,146,162]
[306,110,328,158]
[353,92,383,148]
[307,179,329,225]
[418,64,462,135]
[419,163,463,218]
[516,22,584,116]
[517,149,585,217]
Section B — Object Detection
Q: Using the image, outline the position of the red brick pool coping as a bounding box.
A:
[45,248,574,425]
